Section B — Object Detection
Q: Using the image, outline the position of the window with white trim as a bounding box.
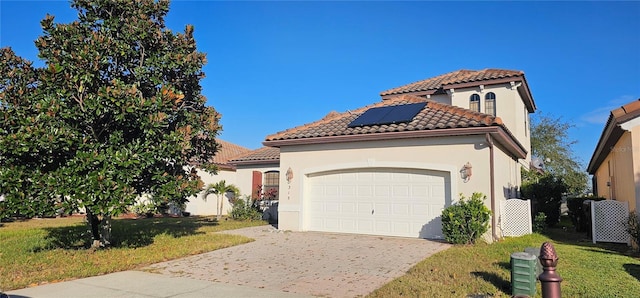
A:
[469,94,480,112]
[485,92,496,116]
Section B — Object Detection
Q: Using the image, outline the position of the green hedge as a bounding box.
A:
[566,196,605,232]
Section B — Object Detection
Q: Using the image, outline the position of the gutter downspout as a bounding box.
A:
[486,133,498,240]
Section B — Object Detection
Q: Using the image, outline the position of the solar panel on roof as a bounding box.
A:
[347,105,395,127]
[378,102,427,125]
[348,102,427,127]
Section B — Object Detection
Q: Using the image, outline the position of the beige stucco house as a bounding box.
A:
[262,69,536,240]
[184,139,251,216]
[587,99,640,214]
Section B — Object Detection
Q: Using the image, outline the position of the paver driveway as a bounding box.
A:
[143,225,450,297]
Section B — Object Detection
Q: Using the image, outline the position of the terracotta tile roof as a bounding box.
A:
[212,139,252,169]
[229,146,280,164]
[587,98,640,173]
[265,95,504,142]
[380,69,524,96]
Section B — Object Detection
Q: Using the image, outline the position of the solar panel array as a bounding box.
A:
[348,102,427,128]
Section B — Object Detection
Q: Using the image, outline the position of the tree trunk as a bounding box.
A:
[86,209,112,249]
[86,209,102,249]
[216,194,222,221]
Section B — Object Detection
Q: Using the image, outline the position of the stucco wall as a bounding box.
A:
[277,135,520,236]
[449,83,531,164]
[634,125,640,213]
[594,131,637,212]
[184,168,238,216]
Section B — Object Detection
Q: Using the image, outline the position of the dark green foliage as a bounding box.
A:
[441,193,491,244]
[230,196,262,221]
[527,112,588,195]
[0,0,220,247]
[533,212,547,233]
[566,196,605,232]
[521,174,566,227]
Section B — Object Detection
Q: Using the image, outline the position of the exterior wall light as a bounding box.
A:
[460,162,473,182]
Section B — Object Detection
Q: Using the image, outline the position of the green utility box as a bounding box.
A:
[511,252,537,297]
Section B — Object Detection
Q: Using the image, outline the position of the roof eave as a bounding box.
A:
[230,159,280,166]
[587,115,626,174]
[264,126,527,159]
[381,89,436,100]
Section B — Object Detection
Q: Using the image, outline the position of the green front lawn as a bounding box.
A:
[369,221,640,297]
[0,216,266,291]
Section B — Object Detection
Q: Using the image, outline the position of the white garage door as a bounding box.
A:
[306,168,449,239]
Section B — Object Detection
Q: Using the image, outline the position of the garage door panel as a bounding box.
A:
[341,185,357,196]
[307,168,448,239]
[374,185,390,197]
[392,204,410,216]
[392,185,410,197]
[341,202,356,214]
[357,202,373,215]
[412,203,430,216]
[374,203,390,215]
[325,202,339,213]
[358,220,374,233]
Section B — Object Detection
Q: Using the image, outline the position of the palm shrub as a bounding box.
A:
[201,180,240,221]
[441,193,491,244]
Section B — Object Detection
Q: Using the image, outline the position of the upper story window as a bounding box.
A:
[469,94,480,112]
[485,92,496,116]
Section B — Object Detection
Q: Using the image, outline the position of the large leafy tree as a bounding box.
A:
[524,112,588,195]
[0,0,220,248]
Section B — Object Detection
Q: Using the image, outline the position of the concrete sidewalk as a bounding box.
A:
[6,271,311,298]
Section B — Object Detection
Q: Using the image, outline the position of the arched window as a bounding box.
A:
[485,92,496,116]
[263,171,279,200]
[469,94,480,112]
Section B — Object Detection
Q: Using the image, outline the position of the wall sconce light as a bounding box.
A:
[286,167,293,184]
[460,162,472,182]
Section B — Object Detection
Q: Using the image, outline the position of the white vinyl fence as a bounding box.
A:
[500,199,532,237]
[591,200,629,244]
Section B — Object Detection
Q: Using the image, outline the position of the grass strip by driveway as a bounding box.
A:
[369,224,640,297]
[0,216,266,291]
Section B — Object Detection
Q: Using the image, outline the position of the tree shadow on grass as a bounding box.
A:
[32,216,219,251]
[471,271,511,295]
[542,218,638,258]
[623,264,640,282]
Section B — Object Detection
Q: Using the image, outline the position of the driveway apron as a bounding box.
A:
[143,225,450,297]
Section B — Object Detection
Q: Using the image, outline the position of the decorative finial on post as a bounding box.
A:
[539,242,562,297]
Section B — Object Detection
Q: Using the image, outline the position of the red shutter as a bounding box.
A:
[252,171,262,199]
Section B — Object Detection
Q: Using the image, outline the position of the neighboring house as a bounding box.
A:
[184,139,251,216]
[263,69,536,241]
[587,99,640,213]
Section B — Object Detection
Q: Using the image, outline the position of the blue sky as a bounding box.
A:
[1,1,639,169]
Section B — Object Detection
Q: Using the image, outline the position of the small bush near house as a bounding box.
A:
[566,196,605,232]
[131,202,156,217]
[441,193,491,244]
[533,212,547,233]
[627,212,640,251]
[230,196,262,221]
